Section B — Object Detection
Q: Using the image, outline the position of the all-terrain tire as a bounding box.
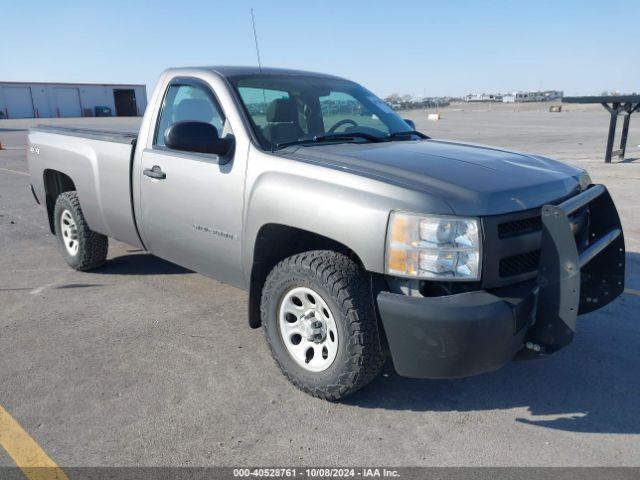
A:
[54,191,108,271]
[261,250,386,400]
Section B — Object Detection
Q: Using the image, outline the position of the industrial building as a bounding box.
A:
[0,82,147,119]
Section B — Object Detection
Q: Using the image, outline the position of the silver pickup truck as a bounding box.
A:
[27,66,625,400]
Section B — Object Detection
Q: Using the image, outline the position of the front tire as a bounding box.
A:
[261,250,386,400]
[54,191,108,271]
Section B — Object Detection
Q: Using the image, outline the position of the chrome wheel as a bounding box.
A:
[278,286,339,372]
[60,209,79,256]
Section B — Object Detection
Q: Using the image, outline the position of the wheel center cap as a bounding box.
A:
[300,311,326,343]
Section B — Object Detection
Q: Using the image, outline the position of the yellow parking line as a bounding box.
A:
[625,288,640,297]
[0,405,69,480]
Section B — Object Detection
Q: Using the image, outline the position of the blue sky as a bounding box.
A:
[1,0,638,98]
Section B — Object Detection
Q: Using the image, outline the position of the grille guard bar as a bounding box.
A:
[526,184,625,353]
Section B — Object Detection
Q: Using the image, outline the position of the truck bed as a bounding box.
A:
[31,125,138,144]
[28,124,144,250]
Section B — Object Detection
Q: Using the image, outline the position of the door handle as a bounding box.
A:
[143,165,166,180]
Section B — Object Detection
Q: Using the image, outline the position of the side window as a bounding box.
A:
[155,82,225,148]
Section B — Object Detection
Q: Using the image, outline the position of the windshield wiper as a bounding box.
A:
[276,132,388,149]
[386,130,429,140]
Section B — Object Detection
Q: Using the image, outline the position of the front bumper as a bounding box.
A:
[377,185,625,379]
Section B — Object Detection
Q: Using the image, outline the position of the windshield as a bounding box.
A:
[229,74,415,150]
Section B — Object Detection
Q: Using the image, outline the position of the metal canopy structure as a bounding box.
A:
[563,95,640,163]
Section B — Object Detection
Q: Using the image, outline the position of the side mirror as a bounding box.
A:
[403,119,416,130]
[164,121,232,156]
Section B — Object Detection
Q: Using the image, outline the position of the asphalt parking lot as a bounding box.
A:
[1,106,639,468]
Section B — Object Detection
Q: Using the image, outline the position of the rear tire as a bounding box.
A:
[54,191,108,271]
[261,250,386,400]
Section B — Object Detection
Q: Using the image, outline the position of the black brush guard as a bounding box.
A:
[524,184,625,353]
[377,184,625,378]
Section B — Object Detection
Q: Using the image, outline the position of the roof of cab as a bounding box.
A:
[205,65,348,80]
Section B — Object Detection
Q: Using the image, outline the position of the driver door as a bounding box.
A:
[138,78,245,287]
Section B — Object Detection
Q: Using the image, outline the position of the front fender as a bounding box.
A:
[242,166,453,282]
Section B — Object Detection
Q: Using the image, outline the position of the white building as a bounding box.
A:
[0,82,147,119]
[511,90,563,103]
[464,93,504,102]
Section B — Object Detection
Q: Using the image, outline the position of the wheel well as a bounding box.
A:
[248,224,364,328]
[43,169,76,233]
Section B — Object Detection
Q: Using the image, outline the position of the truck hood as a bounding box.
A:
[278,139,584,216]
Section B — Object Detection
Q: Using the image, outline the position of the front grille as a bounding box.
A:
[499,250,541,277]
[498,216,542,238]
[482,201,590,288]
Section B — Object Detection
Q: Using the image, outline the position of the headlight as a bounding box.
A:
[386,212,481,280]
[578,172,591,191]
